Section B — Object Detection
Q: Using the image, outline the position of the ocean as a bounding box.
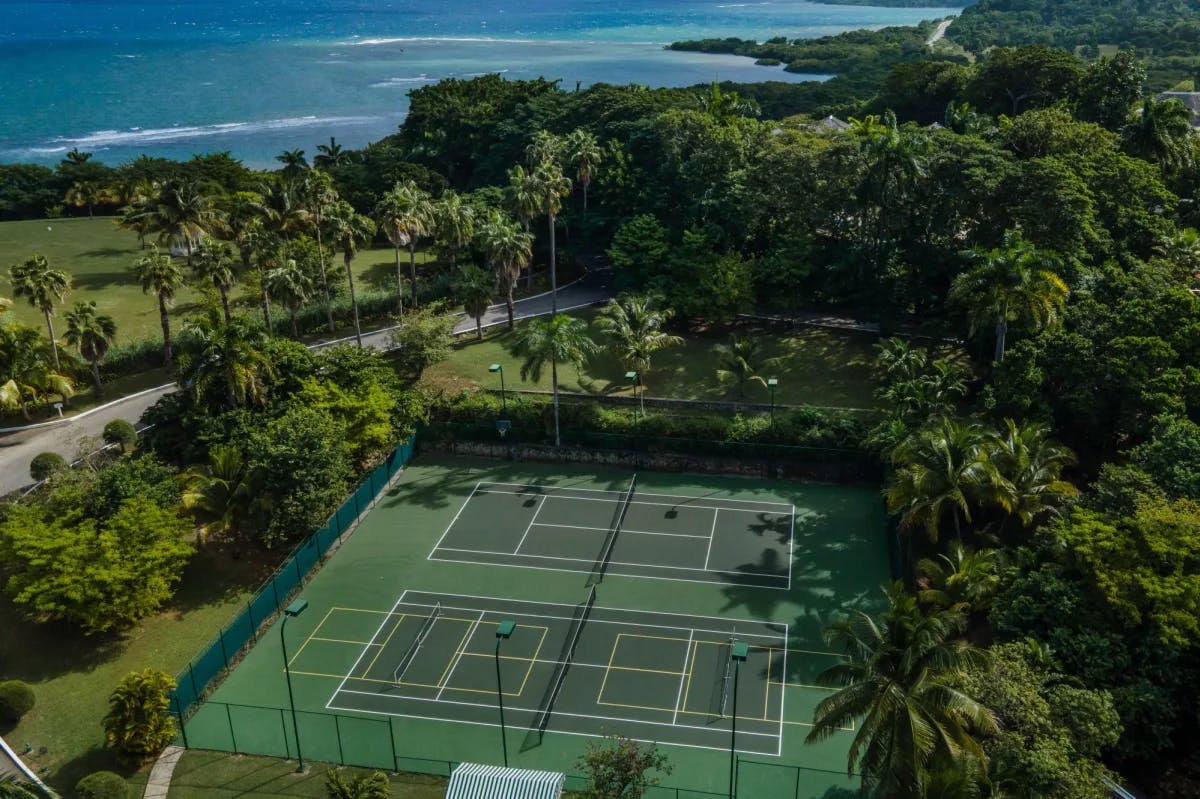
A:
[0,0,961,168]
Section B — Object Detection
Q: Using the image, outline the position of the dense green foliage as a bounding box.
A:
[101,670,175,765]
[28,452,65,481]
[73,771,128,799]
[0,680,35,723]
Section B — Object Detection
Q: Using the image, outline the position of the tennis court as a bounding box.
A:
[430,479,795,589]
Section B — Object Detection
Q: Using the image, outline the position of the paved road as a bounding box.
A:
[0,268,615,497]
[926,18,953,46]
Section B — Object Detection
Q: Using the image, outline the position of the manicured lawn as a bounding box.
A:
[0,544,277,793]
[422,311,883,409]
[142,751,447,799]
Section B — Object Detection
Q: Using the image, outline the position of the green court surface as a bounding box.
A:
[183,456,887,797]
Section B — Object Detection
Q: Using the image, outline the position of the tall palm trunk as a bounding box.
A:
[409,242,419,310]
[394,244,405,315]
[583,183,589,214]
[260,285,272,334]
[522,219,534,288]
[548,213,558,313]
[289,307,299,339]
[158,294,173,366]
[994,316,1008,363]
[315,214,335,332]
[345,253,362,347]
[506,277,517,331]
[90,360,103,398]
[87,202,94,218]
[551,357,561,447]
[42,310,60,370]
[219,286,232,323]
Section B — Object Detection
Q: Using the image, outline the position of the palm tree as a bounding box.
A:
[275,148,309,176]
[217,191,269,325]
[266,258,315,338]
[713,336,772,398]
[1122,97,1194,174]
[9,254,70,369]
[376,181,434,312]
[564,129,603,213]
[530,161,572,311]
[131,246,184,366]
[506,165,542,287]
[61,148,92,165]
[525,129,563,167]
[886,418,998,543]
[989,418,1078,531]
[179,444,259,542]
[64,301,117,397]
[949,229,1068,363]
[514,314,598,446]
[0,775,49,799]
[1157,227,1200,278]
[807,583,996,797]
[132,179,222,267]
[917,544,1003,614]
[65,180,103,217]
[301,171,339,331]
[314,136,349,169]
[0,323,74,419]
[476,212,533,330]
[595,294,682,391]
[192,239,238,322]
[177,310,276,408]
[325,769,390,799]
[325,200,377,346]
[433,191,475,272]
[454,264,494,340]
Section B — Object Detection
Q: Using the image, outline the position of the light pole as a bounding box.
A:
[728,642,748,799]
[625,370,643,418]
[489,363,507,413]
[767,378,778,426]
[495,620,516,766]
[280,599,309,772]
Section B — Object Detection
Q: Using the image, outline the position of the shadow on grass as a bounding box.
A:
[50,745,131,794]
[70,270,136,291]
[79,248,136,259]
[169,544,278,618]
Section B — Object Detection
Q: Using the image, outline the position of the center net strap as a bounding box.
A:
[533,585,597,733]
[393,602,442,684]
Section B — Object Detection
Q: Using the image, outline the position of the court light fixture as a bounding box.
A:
[495,619,517,766]
[729,642,749,799]
[489,363,507,412]
[281,599,309,772]
[625,371,644,417]
[766,378,779,426]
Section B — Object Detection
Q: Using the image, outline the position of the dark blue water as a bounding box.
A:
[0,1,960,167]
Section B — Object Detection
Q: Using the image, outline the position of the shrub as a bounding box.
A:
[0,680,35,722]
[29,451,66,481]
[75,771,129,799]
[102,419,137,452]
[103,670,176,765]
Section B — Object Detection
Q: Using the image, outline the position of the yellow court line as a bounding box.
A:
[435,618,477,690]
[516,625,548,697]
[768,680,838,691]
[595,631,624,705]
[607,665,686,677]
[597,697,679,713]
[311,637,381,647]
[361,613,410,678]
[288,606,337,665]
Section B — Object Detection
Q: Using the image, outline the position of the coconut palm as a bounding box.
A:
[266,258,315,338]
[713,336,773,398]
[886,418,999,543]
[275,148,309,176]
[595,294,682,391]
[1122,97,1194,174]
[525,129,563,167]
[0,323,74,419]
[177,310,276,408]
[476,212,533,330]
[64,301,117,397]
[65,180,103,217]
[514,314,598,447]
[179,444,260,542]
[564,129,603,213]
[454,264,494,340]
[506,164,542,287]
[130,179,222,267]
[807,583,996,798]
[131,246,184,366]
[530,161,572,311]
[376,180,434,312]
[9,254,70,369]
[314,136,349,169]
[217,191,270,327]
[325,769,390,799]
[989,418,1078,531]
[433,191,475,272]
[61,148,91,165]
[325,200,377,346]
[192,239,238,322]
[301,171,340,331]
[950,229,1068,363]
[917,544,1003,614]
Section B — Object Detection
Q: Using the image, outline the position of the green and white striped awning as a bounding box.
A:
[445,763,564,799]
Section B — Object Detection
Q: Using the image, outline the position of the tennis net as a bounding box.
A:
[533,585,597,734]
[392,602,442,685]
[589,475,637,584]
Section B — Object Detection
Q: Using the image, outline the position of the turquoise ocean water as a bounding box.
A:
[1,1,960,167]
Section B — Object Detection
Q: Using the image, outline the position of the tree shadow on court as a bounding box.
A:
[746,512,792,545]
[375,465,483,511]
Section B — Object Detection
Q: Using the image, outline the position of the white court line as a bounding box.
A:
[703,508,719,571]
[434,546,785,578]
[514,495,546,553]
[477,481,794,509]
[475,489,790,516]
[788,505,796,592]
[533,521,709,540]
[332,688,782,741]
[325,593,406,710]
[426,483,481,561]
[436,610,486,700]
[672,630,695,726]
[428,551,790,590]
[778,622,789,757]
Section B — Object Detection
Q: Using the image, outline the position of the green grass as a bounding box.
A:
[147,751,447,798]
[423,310,881,409]
[0,544,278,792]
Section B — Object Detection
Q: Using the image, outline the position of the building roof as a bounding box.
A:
[445,763,564,799]
[816,115,851,132]
[0,735,54,795]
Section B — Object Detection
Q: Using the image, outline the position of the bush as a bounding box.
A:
[0,680,35,722]
[75,771,129,799]
[29,451,66,481]
[102,419,138,452]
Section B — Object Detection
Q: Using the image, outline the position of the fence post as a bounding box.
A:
[388,716,399,772]
[271,579,280,610]
[226,703,238,754]
[218,628,229,668]
[246,600,257,639]
[187,664,199,700]
[173,694,189,749]
[334,714,344,765]
[280,708,290,758]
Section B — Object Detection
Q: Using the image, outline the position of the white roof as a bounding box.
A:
[445,763,564,799]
